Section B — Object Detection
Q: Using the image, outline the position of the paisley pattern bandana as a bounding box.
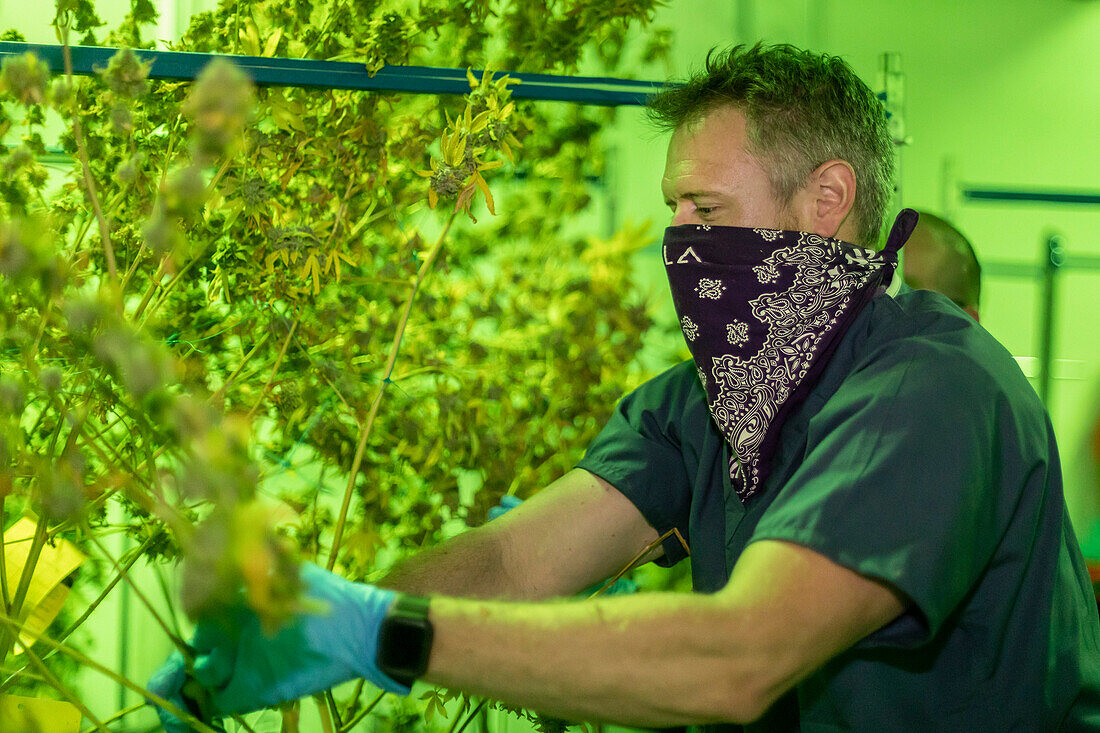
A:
[664,209,918,502]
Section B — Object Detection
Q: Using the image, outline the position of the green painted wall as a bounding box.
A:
[603,0,1100,549]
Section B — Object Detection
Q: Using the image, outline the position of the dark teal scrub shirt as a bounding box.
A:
[577,286,1100,731]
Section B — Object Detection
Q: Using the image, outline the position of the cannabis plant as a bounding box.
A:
[0,0,669,729]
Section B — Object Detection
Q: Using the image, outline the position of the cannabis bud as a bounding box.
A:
[99,47,150,99]
[2,145,33,175]
[430,166,465,198]
[0,220,31,278]
[92,328,176,399]
[114,152,145,186]
[165,164,205,214]
[64,295,105,336]
[0,376,25,415]
[39,367,62,395]
[109,103,133,135]
[38,468,85,524]
[142,205,178,255]
[0,52,50,107]
[183,58,255,161]
[49,78,74,110]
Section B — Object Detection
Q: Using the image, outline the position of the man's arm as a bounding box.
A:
[422,539,907,726]
[378,468,662,599]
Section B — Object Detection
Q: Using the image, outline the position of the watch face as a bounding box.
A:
[385,617,432,671]
[378,598,434,683]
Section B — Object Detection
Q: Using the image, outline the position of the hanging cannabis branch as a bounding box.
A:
[0,0,670,729]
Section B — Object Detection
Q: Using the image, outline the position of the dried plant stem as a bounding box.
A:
[302,0,347,57]
[0,615,221,733]
[0,516,48,665]
[81,702,145,731]
[60,536,152,643]
[131,255,170,321]
[0,536,154,694]
[337,690,387,733]
[0,497,9,612]
[86,531,188,650]
[78,420,176,528]
[10,633,112,733]
[246,315,300,419]
[139,241,216,327]
[118,111,184,294]
[232,712,262,733]
[281,701,301,733]
[588,527,690,600]
[321,180,358,252]
[315,693,335,733]
[29,295,55,360]
[212,331,272,403]
[63,439,176,540]
[60,37,117,282]
[286,329,356,421]
[327,211,458,570]
[451,698,488,733]
[323,690,343,731]
[67,183,126,273]
[119,241,147,294]
[206,155,234,198]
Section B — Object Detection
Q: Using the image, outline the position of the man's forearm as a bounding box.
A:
[422,592,762,727]
[376,526,530,599]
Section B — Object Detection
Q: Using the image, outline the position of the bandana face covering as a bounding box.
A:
[664,209,918,502]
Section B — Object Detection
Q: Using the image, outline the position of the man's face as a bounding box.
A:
[661,105,801,230]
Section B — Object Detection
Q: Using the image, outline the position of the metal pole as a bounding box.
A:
[1038,232,1065,406]
[0,41,670,106]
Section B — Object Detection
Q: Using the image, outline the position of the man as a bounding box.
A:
[151,44,1100,731]
[902,211,981,320]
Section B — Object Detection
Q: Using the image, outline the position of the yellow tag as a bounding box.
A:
[0,694,81,733]
[2,517,85,651]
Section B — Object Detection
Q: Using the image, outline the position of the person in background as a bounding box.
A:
[149,43,1100,732]
[901,210,981,320]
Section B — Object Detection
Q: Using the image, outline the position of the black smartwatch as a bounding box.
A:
[376,594,434,687]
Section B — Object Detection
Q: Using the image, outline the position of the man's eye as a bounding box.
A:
[696,206,715,215]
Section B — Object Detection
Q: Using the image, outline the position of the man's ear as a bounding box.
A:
[794,159,857,240]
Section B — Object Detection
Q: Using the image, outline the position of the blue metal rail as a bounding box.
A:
[962,186,1100,206]
[0,41,669,107]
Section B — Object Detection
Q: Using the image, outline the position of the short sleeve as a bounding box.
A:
[750,339,1015,647]
[576,363,697,566]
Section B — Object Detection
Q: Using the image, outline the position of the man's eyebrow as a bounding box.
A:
[665,190,723,202]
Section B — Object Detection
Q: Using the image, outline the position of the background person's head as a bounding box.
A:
[647,43,896,248]
[903,211,981,321]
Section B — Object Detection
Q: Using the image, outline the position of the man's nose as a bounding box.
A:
[670,204,697,227]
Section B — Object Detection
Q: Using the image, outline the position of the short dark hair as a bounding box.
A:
[647,43,896,247]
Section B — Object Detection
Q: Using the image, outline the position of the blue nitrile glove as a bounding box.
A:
[148,562,408,731]
[487,494,523,521]
[146,650,226,733]
[589,576,638,596]
[486,496,638,596]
